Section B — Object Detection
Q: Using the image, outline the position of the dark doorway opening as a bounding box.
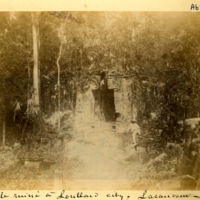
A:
[101,89,116,122]
[92,88,116,122]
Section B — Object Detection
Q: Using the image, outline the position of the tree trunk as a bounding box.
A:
[2,111,5,146]
[36,12,41,107]
[31,12,40,106]
[80,49,83,70]
[27,63,31,99]
[56,13,69,133]
[56,43,62,133]
[21,119,28,141]
[2,84,5,147]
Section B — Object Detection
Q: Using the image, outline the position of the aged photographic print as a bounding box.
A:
[0,11,199,190]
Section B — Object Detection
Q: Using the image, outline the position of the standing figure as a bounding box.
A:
[127,118,147,164]
[126,118,141,148]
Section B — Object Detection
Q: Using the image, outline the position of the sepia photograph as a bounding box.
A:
[0,11,199,191]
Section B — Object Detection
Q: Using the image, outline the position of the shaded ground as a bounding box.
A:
[0,112,185,190]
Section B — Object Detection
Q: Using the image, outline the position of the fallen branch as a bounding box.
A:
[144,153,167,169]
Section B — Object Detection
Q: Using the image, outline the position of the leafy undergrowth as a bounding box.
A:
[124,146,184,190]
[0,111,75,189]
[129,144,184,189]
[117,129,183,186]
[0,147,51,189]
[0,113,186,190]
[0,147,15,174]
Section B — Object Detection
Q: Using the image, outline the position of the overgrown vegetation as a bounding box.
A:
[0,12,199,188]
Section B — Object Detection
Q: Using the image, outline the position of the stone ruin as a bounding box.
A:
[41,70,139,133]
[74,71,138,127]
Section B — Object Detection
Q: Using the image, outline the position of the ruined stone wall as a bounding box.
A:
[74,72,138,130]
[106,72,138,134]
[107,74,135,122]
[74,74,101,129]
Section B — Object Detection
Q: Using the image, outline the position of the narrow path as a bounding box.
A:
[62,120,141,189]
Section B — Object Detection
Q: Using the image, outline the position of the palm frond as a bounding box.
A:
[12,100,22,122]
[12,100,22,112]
[26,98,40,119]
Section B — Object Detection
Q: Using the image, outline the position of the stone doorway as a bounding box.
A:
[101,89,116,122]
[92,88,116,122]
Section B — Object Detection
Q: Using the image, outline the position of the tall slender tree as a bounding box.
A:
[56,12,69,133]
[31,12,40,106]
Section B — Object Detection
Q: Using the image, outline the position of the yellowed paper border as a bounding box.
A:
[0,0,198,199]
[0,0,194,12]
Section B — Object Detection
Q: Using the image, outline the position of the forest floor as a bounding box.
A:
[61,118,181,190]
[0,112,186,190]
[63,120,138,188]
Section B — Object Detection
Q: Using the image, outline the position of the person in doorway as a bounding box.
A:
[126,118,141,150]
